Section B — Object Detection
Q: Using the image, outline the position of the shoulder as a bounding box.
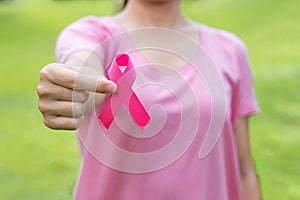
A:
[59,15,121,39]
[197,23,250,69]
[195,23,252,84]
[64,15,110,29]
[200,24,247,50]
[55,16,120,63]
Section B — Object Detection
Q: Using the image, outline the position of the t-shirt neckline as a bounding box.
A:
[103,16,204,74]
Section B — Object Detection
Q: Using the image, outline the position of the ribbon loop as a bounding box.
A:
[98,54,150,129]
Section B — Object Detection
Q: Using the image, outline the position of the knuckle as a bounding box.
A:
[72,103,85,117]
[62,102,73,115]
[40,63,60,81]
[83,91,90,99]
[67,76,77,90]
[73,91,89,103]
[39,68,48,81]
[43,118,54,129]
[45,63,58,70]
[38,101,49,114]
[80,91,88,102]
[40,63,55,79]
[37,85,48,97]
[74,116,84,129]
[63,119,76,130]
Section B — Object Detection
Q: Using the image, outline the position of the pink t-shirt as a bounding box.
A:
[56,16,259,200]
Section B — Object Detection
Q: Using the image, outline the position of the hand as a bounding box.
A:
[37,63,117,130]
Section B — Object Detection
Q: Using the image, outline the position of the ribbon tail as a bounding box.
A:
[129,93,150,128]
[98,95,122,129]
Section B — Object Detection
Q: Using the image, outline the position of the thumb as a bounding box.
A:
[97,77,117,94]
[76,75,117,94]
[66,67,117,93]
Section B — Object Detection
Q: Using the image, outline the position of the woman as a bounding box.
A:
[37,0,261,199]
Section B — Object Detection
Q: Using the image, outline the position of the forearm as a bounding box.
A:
[241,170,261,200]
[234,117,262,200]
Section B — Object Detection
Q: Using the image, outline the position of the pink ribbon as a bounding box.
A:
[98,54,150,129]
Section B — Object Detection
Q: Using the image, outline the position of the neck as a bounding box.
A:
[115,0,187,29]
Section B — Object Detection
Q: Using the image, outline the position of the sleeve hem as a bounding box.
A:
[233,108,260,127]
[237,109,260,118]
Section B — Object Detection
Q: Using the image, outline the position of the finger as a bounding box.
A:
[43,115,84,130]
[43,64,117,93]
[44,101,86,118]
[38,82,89,103]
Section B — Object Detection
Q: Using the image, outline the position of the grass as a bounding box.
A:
[0,0,299,199]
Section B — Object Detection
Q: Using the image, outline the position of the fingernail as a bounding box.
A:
[105,83,116,93]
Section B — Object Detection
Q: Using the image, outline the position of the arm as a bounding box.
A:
[37,51,117,130]
[234,116,262,200]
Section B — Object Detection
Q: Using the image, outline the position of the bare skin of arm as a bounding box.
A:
[37,51,117,130]
[234,116,262,200]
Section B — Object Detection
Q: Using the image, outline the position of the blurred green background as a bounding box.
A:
[0,0,299,199]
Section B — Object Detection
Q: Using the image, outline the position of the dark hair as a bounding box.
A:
[123,0,128,9]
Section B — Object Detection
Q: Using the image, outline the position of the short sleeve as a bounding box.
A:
[55,16,111,63]
[231,38,260,125]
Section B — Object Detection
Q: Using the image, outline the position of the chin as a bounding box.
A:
[143,0,178,3]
